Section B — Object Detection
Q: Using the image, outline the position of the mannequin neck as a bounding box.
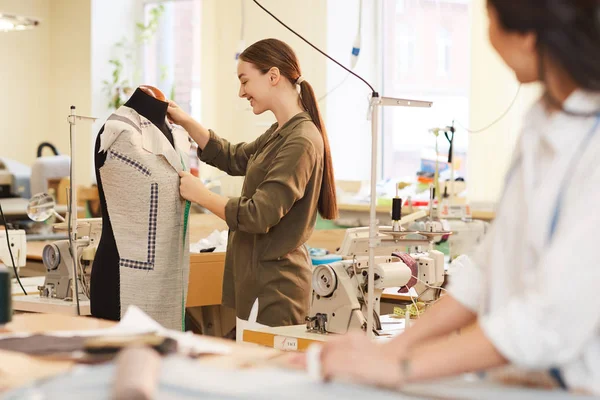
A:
[124,88,174,147]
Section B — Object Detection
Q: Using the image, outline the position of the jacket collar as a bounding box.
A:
[272,112,312,138]
[110,106,190,172]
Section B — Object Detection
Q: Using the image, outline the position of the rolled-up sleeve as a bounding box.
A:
[447,225,494,313]
[224,197,241,231]
[480,199,600,368]
[447,254,484,313]
[224,136,316,234]
[198,129,263,176]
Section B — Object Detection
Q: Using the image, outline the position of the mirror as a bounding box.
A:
[27,193,65,222]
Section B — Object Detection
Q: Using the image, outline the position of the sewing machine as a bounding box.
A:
[306,224,446,335]
[0,229,27,270]
[438,203,488,260]
[12,218,101,315]
[37,218,101,300]
[0,158,31,199]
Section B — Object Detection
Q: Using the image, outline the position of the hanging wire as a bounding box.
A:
[454,84,523,134]
[252,0,377,95]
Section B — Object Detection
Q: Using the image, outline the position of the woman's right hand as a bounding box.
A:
[167,100,191,126]
[289,334,409,390]
[168,100,211,149]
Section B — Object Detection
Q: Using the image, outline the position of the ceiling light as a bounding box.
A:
[0,13,39,32]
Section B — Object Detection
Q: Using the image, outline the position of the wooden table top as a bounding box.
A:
[0,313,285,392]
[27,213,347,260]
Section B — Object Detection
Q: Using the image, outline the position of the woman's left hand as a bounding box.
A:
[290,333,405,390]
[179,171,205,203]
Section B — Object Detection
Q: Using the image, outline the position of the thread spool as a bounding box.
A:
[392,197,402,221]
[112,346,161,400]
[393,253,418,294]
[306,343,323,381]
[0,263,12,326]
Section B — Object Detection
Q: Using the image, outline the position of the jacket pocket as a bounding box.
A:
[101,158,157,271]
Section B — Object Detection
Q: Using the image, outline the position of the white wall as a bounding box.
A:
[0,0,51,171]
[48,0,92,186]
[0,0,93,186]
[467,0,541,203]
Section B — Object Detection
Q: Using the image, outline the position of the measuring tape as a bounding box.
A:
[180,153,191,332]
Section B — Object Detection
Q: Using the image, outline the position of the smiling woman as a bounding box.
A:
[237,39,337,220]
[167,38,337,342]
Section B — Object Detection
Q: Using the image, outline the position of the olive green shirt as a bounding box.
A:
[198,112,323,326]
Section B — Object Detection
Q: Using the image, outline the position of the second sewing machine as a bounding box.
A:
[306,205,450,335]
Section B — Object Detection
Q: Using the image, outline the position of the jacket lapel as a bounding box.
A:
[172,125,191,171]
[139,115,189,173]
[108,106,190,173]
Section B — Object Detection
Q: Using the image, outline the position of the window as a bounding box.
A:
[396,0,405,15]
[143,0,202,121]
[381,0,470,181]
[396,23,416,75]
[324,0,471,183]
[437,27,452,77]
[325,0,380,181]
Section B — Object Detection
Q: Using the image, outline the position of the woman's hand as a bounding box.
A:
[167,100,192,126]
[179,171,206,203]
[167,101,211,149]
[289,333,408,390]
[322,334,406,389]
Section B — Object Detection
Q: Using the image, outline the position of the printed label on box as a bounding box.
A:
[274,335,298,351]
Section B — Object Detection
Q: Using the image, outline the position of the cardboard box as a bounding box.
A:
[186,252,226,307]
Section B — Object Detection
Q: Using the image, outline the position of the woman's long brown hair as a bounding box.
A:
[240,38,338,219]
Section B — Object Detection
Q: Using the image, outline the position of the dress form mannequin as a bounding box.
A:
[91,85,190,327]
